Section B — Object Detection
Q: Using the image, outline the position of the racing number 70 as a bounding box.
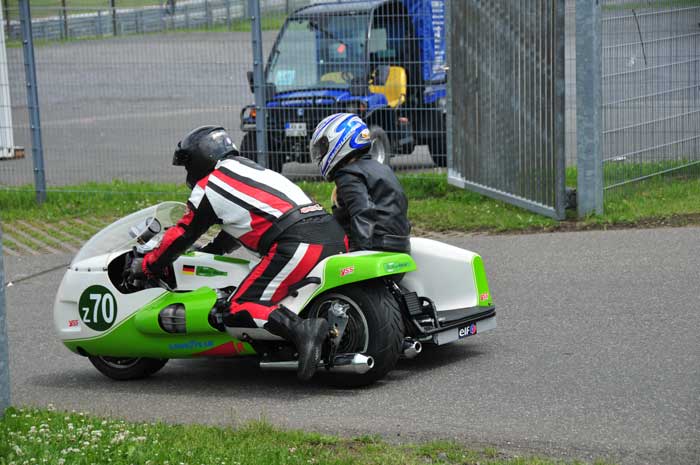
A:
[81,293,115,324]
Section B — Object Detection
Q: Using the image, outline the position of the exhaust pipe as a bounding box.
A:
[402,339,422,359]
[259,353,374,375]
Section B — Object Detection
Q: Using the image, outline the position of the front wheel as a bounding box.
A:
[306,281,404,387]
[369,126,392,167]
[88,356,168,381]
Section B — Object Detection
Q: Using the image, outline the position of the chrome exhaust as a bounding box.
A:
[401,339,422,359]
[259,353,374,375]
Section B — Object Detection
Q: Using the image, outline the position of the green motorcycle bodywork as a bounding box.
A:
[61,252,417,359]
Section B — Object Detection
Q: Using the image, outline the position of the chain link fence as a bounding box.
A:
[600,1,700,191]
[449,0,567,219]
[0,0,449,256]
[1,0,699,243]
[3,1,306,41]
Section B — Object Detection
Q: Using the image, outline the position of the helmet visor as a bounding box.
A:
[172,146,189,166]
[311,136,329,164]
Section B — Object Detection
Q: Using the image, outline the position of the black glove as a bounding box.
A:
[123,256,148,289]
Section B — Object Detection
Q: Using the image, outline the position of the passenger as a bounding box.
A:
[310,113,411,253]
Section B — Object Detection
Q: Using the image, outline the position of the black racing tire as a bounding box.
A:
[88,356,168,381]
[306,281,404,388]
[239,133,284,173]
[427,136,447,168]
[240,132,258,163]
[369,125,392,167]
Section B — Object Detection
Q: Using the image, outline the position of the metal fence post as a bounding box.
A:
[110,0,118,36]
[0,0,17,161]
[19,0,46,204]
[0,227,10,417]
[575,0,603,216]
[249,0,268,169]
[61,0,68,39]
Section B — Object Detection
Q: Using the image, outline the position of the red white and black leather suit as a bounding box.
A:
[142,156,347,328]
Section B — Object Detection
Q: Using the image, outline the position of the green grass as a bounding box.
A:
[2,172,700,235]
[0,407,616,465]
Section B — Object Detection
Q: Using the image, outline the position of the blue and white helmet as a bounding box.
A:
[310,113,372,180]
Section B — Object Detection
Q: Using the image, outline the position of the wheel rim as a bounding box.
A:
[371,139,387,165]
[99,356,141,370]
[309,294,369,353]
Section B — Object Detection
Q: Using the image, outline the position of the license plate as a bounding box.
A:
[285,122,307,137]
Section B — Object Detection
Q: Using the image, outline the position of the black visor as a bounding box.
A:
[311,136,329,164]
[172,147,189,166]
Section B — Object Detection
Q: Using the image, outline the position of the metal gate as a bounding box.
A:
[448,0,567,219]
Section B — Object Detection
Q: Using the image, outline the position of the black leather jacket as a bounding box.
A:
[332,155,411,253]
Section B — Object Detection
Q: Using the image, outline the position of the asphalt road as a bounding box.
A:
[3,227,699,465]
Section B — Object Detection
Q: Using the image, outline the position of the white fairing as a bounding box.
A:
[53,254,165,341]
[401,237,481,312]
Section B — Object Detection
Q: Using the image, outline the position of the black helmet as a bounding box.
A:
[173,126,239,188]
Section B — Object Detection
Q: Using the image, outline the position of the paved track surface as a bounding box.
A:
[4,227,699,465]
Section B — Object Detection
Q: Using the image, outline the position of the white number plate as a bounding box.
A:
[285,122,307,137]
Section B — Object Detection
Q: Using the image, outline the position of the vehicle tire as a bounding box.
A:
[239,132,258,163]
[240,132,285,173]
[369,125,392,167]
[88,356,168,381]
[306,281,404,388]
[427,136,447,168]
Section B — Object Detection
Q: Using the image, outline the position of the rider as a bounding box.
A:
[310,113,411,253]
[130,126,347,381]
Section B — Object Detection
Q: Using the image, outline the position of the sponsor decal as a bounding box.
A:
[168,340,215,351]
[458,323,477,339]
[68,319,79,328]
[384,261,410,273]
[195,266,227,277]
[340,266,355,277]
[480,292,490,302]
[300,204,323,214]
[78,285,118,332]
[182,265,195,275]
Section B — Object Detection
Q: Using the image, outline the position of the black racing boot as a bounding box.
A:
[264,306,329,381]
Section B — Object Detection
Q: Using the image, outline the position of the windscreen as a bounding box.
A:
[71,202,187,266]
[267,14,370,92]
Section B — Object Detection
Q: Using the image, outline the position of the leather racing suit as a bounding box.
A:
[143,156,347,328]
[332,154,411,253]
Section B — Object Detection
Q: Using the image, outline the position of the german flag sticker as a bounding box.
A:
[182,265,195,275]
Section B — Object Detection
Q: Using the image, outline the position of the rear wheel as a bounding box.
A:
[369,126,392,167]
[307,281,404,387]
[88,356,168,381]
[427,136,447,167]
[240,132,284,173]
[240,132,258,162]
